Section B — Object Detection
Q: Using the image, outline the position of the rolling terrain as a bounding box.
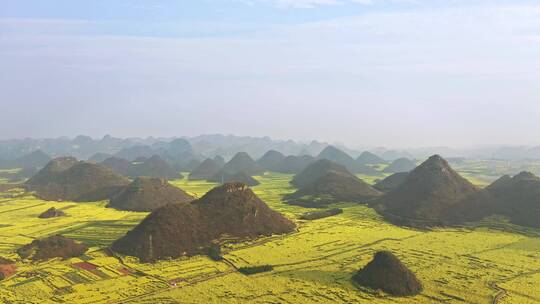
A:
[0,171,538,303]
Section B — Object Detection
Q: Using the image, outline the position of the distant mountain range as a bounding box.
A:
[2,134,540,161]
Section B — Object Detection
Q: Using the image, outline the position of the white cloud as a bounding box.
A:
[238,0,374,8]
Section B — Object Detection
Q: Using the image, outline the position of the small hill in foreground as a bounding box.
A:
[273,155,315,174]
[213,155,226,167]
[291,159,350,189]
[17,235,88,261]
[182,159,202,172]
[374,155,478,227]
[353,251,422,296]
[487,172,540,227]
[383,158,416,173]
[26,158,130,202]
[447,171,540,228]
[88,153,113,163]
[26,157,79,184]
[108,177,194,212]
[0,166,39,182]
[127,155,181,179]
[101,157,132,176]
[111,183,295,262]
[356,151,386,165]
[286,171,382,208]
[220,152,264,176]
[38,207,66,218]
[208,171,260,186]
[9,150,52,169]
[115,145,154,161]
[189,158,222,180]
[318,146,378,175]
[373,172,409,193]
[257,150,286,172]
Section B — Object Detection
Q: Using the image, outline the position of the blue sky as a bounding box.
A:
[1,0,540,148]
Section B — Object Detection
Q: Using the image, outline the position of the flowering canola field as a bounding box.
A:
[0,173,539,303]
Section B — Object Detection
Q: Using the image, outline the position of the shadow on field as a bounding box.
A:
[275,269,358,291]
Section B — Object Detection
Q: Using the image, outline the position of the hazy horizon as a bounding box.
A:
[2,0,540,147]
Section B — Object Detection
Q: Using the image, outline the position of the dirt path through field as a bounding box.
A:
[490,268,540,304]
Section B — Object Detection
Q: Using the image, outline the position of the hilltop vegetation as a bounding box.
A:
[112,183,295,262]
[374,155,479,227]
[448,171,540,228]
[373,172,408,193]
[356,151,386,165]
[0,150,51,170]
[208,171,260,186]
[17,235,88,261]
[290,159,350,188]
[353,251,423,296]
[272,155,315,174]
[108,177,194,212]
[286,170,381,207]
[220,152,264,176]
[318,146,378,175]
[189,158,222,180]
[257,150,286,172]
[25,158,130,202]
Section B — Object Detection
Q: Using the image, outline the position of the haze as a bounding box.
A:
[1,0,539,148]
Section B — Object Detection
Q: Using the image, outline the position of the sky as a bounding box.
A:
[1,0,540,148]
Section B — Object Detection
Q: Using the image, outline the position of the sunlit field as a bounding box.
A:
[0,172,539,303]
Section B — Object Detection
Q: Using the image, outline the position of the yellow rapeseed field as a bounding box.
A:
[0,173,538,303]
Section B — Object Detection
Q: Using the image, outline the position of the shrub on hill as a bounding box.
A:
[353,251,422,296]
[38,207,66,218]
[17,235,88,261]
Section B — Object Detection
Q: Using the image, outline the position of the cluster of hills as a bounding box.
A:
[4,149,429,298]
[100,155,181,179]
[285,159,382,207]
[370,155,540,228]
[24,158,196,212]
[277,151,540,230]
[0,135,328,164]
[7,139,540,298]
[25,157,130,202]
[8,141,540,232]
[1,141,421,190]
[0,135,418,170]
[108,177,194,212]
